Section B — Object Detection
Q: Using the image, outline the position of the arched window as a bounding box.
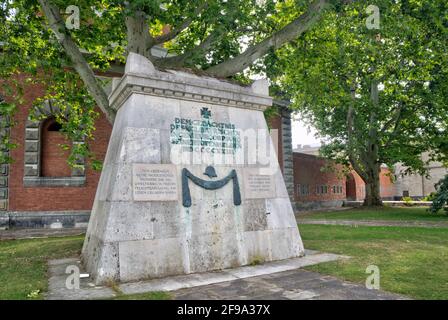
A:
[40,118,71,177]
[23,100,85,187]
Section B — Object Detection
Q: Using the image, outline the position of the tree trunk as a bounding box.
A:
[125,11,151,59]
[363,165,383,207]
[362,81,383,207]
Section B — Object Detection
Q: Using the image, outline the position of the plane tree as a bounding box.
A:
[268,0,448,206]
[1,0,347,166]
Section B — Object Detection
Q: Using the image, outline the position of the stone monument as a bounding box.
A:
[82,53,304,284]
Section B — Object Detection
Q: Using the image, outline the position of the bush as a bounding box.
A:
[402,196,414,206]
[422,192,437,202]
[429,175,448,214]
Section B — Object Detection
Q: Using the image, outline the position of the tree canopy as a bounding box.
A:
[269,0,448,205]
[0,0,345,166]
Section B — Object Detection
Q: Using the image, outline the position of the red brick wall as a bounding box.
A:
[347,168,395,201]
[379,167,396,199]
[348,171,366,201]
[294,152,395,202]
[40,119,72,177]
[3,76,112,211]
[293,153,346,202]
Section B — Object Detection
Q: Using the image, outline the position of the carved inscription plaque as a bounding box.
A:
[132,164,178,201]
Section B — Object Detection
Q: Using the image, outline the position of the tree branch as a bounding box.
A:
[205,0,331,78]
[383,103,404,149]
[150,2,208,46]
[368,81,379,150]
[154,30,221,68]
[38,0,115,124]
[346,105,366,179]
[380,102,403,135]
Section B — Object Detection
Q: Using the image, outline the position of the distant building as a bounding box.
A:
[293,145,320,156]
[394,153,448,199]
[270,107,446,209]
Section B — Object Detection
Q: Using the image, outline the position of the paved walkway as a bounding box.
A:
[298,219,448,228]
[46,251,407,300]
[172,269,406,300]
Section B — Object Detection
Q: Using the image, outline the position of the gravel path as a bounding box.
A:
[298,219,448,228]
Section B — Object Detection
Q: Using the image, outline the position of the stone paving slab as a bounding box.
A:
[46,258,116,300]
[298,219,448,228]
[172,269,407,300]
[46,250,347,300]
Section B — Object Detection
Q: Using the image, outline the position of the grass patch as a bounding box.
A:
[0,235,84,300]
[104,279,171,300]
[300,224,448,299]
[300,206,448,221]
[0,235,172,300]
[3,222,448,300]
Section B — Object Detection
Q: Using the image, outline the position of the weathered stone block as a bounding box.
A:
[24,140,39,152]
[24,152,39,164]
[71,166,85,177]
[242,199,268,232]
[187,232,242,273]
[0,164,8,175]
[0,199,7,210]
[0,176,7,187]
[188,199,238,236]
[102,201,181,242]
[119,127,161,164]
[119,238,184,282]
[0,212,9,226]
[265,198,297,230]
[25,128,39,140]
[26,120,40,128]
[0,188,8,199]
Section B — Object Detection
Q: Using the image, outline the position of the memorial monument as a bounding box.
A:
[82,53,304,284]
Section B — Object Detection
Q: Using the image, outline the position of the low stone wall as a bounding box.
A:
[343,200,433,207]
[294,200,344,212]
[0,211,90,230]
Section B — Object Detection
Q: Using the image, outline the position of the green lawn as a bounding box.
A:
[301,224,448,299]
[0,235,84,299]
[300,206,448,221]
[2,220,448,300]
[0,235,169,300]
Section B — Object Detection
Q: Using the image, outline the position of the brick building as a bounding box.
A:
[291,152,397,209]
[1,74,113,228]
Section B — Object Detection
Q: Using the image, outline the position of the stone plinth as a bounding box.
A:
[82,53,304,284]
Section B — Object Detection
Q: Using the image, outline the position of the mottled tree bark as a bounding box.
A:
[38,0,115,124]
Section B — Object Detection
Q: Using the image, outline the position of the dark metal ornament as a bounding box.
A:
[203,166,217,178]
[182,167,241,207]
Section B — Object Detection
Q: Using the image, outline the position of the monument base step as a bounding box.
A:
[46,250,349,300]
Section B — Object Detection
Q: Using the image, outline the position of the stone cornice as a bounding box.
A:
[109,72,273,112]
